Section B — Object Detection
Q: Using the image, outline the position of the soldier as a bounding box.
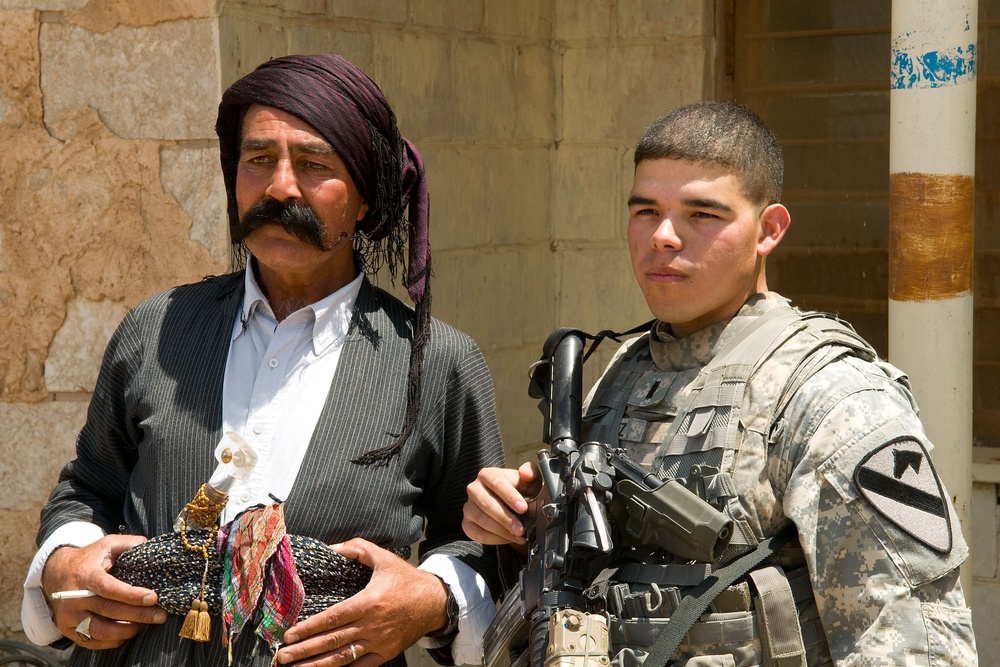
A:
[462,101,978,665]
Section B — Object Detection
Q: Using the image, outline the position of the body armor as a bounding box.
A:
[581,300,886,667]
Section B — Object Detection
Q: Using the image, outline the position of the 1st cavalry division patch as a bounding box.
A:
[853,438,952,554]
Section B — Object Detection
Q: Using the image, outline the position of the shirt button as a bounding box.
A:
[268,358,279,368]
[253,424,263,435]
[240,492,251,502]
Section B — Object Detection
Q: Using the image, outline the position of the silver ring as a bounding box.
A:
[349,644,358,662]
[75,615,93,642]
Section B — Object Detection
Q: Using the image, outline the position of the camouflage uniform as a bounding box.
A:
[585,293,977,667]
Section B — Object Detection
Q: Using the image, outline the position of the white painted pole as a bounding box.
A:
[889,1,976,592]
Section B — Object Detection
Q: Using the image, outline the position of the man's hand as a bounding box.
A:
[42,535,166,649]
[275,538,449,667]
[462,461,541,548]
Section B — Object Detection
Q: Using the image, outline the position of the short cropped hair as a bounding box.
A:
[634,101,783,208]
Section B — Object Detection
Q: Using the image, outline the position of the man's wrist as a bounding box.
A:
[426,577,460,639]
[40,545,77,602]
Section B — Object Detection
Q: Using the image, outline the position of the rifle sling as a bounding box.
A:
[642,524,798,667]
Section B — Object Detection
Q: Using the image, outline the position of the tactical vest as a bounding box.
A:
[582,303,897,667]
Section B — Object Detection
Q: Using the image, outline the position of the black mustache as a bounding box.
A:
[234,198,330,250]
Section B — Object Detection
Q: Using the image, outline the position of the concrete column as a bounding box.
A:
[889,1,977,591]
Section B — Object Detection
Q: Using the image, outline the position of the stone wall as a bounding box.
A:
[0,0,226,644]
[0,0,718,653]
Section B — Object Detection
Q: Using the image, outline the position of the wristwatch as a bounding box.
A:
[427,583,460,638]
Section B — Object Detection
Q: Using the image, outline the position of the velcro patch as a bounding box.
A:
[854,439,951,553]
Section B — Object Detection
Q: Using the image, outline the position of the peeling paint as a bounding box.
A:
[889,172,974,301]
[891,43,976,89]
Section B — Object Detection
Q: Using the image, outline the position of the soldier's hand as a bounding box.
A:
[42,536,166,649]
[463,461,541,548]
[276,538,448,666]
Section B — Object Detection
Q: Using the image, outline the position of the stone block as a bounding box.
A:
[422,147,491,251]
[0,509,50,635]
[973,482,999,579]
[0,402,87,511]
[7,111,220,306]
[514,43,555,140]
[0,10,42,129]
[484,0,552,39]
[0,273,64,401]
[65,0,218,33]
[219,15,288,86]
[554,0,614,41]
[553,147,623,242]
[484,146,551,246]
[229,0,324,15]
[0,0,84,8]
[373,32,454,141]
[328,0,408,24]
[410,0,483,32]
[439,246,555,350]
[483,345,548,457]
[285,26,373,70]
[616,0,711,39]
[160,143,230,262]
[453,39,516,140]
[557,243,648,334]
[40,19,220,141]
[45,298,129,393]
[562,43,707,143]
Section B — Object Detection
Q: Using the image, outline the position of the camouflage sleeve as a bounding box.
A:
[777,355,978,664]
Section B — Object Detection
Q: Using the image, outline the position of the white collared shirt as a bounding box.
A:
[22,264,490,664]
[218,265,361,520]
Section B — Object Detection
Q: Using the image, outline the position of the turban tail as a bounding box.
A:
[216,55,431,463]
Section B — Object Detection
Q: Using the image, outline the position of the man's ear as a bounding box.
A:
[757,203,790,257]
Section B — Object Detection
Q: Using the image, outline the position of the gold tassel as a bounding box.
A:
[179,599,203,640]
[179,598,211,642]
[194,599,211,642]
[179,528,215,643]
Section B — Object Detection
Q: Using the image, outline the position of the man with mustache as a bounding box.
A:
[463,102,978,665]
[22,54,504,667]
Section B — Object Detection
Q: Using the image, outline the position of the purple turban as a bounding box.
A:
[215,53,430,307]
[215,54,431,464]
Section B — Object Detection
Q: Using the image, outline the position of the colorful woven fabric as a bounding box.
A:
[255,532,305,652]
[219,504,296,653]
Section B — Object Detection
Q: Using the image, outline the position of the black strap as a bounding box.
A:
[642,524,798,667]
[540,321,654,365]
[529,322,654,405]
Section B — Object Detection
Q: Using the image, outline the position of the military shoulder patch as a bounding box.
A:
[853,438,952,553]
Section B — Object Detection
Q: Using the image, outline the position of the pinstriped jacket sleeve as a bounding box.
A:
[417,332,505,595]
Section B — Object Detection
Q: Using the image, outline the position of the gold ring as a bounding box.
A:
[75,615,93,642]
[350,644,358,661]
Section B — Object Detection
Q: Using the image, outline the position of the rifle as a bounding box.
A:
[484,329,734,667]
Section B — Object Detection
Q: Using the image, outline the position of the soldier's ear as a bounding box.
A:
[757,204,790,257]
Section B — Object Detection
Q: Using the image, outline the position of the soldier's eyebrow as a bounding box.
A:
[627,195,658,207]
[682,197,734,213]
